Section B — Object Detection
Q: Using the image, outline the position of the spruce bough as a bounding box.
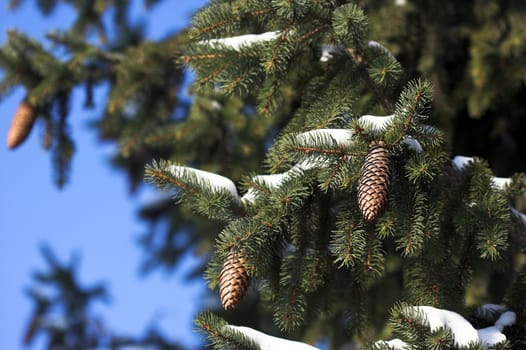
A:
[145,1,526,349]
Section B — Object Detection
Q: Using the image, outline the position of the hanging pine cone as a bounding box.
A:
[7,98,37,149]
[219,251,250,310]
[357,141,391,222]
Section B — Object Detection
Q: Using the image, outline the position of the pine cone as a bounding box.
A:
[357,141,391,222]
[7,98,37,149]
[219,251,250,310]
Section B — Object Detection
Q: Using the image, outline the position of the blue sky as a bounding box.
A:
[0,1,208,349]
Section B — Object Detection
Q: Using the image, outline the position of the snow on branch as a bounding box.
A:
[167,165,239,201]
[403,136,422,152]
[320,41,396,62]
[357,114,395,131]
[368,40,395,60]
[390,306,517,348]
[411,306,479,347]
[452,155,474,170]
[478,311,516,347]
[491,177,512,190]
[374,339,408,349]
[296,129,355,147]
[241,164,306,203]
[199,31,281,51]
[224,325,319,350]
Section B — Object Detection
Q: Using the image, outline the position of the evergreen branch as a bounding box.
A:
[145,164,195,194]
[296,26,325,44]
[344,47,395,114]
[264,22,294,73]
[291,145,365,157]
[196,15,242,36]
[259,77,282,114]
[181,53,227,64]
[195,312,260,350]
[197,63,232,86]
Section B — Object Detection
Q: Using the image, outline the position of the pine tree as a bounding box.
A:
[3,1,526,349]
[145,1,526,349]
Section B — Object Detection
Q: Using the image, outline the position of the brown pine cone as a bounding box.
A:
[219,251,250,310]
[357,141,392,222]
[7,98,37,149]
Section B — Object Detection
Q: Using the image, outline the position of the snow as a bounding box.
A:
[240,165,306,204]
[375,339,408,349]
[491,177,511,190]
[477,327,507,348]
[410,306,479,347]
[452,155,474,170]
[477,311,516,347]
[296,129,354,147]
[495,311,516,330]
[400,306,516,348]
[240,171,294,203]
[511,207,526,226]
[252,173,291,188]
[368,41,395,60]
[403,136,422,152]
[320,44,340,62]
[477,304,507,316]
[225,325,320,350]
[167,165,239,200]
[357,114,395,131]
[200,31,280,51]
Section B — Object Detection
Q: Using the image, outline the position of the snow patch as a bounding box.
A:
[452,155,474,170]
[368,40,395,60]
[477,311,516,347]
[375,338,409,349]
[491,177,511,190]
[200,31,280,51]
[403,136,422,152]
[358,114,395,131]
[400,306,516,349]
[167,165,239,200]
[410,306,479,347]
[225,325,319,350]
[320,44,341,62]
[296,129,354,147]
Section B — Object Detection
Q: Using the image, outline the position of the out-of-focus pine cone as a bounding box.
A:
[7,98,37,149]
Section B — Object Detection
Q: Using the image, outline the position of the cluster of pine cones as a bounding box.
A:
[219,141,392,310]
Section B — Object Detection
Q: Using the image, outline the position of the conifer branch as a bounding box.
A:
[344,47,395,114]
